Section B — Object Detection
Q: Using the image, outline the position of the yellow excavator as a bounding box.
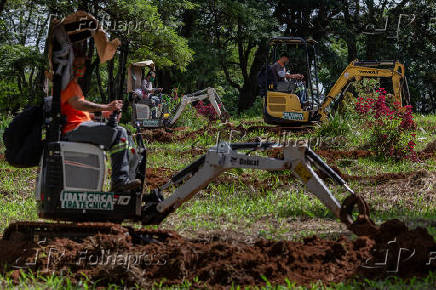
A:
[261,37,411,125]
[318,59,411,121]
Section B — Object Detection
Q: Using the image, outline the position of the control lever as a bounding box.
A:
[106,110,120,128]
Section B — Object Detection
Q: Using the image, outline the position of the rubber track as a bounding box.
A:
[2,221,127,242]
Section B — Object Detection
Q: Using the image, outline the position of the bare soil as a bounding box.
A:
[422,139,436,154]
[0,219,435,287]
[141,122,312,144]
[145,167,173,189]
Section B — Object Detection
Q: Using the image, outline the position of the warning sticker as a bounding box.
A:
[60,191,114,210]
[294,162,312,183]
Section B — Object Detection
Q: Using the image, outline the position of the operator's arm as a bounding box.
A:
[286,73,304,80]
[68,95,122,112]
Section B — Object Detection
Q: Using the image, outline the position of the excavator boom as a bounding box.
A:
[318,59,410,121]
[169,88,228,126]
[141,141,375,235]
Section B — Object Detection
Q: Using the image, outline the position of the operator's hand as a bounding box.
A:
[102,110,122,121]
[107,100,123,111]
[289,74,304,80]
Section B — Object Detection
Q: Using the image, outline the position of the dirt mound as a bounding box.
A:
[358,219,436,279]
[0,225,372,287]
[422,140,436,154]
[1,219,435,287]
[141,128,177,143]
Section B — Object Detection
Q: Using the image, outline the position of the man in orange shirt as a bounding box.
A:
[62,50,141,192]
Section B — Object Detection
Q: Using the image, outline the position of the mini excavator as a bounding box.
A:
[3,13,376,241]
[128,61,228,129]
[261,37,411,125]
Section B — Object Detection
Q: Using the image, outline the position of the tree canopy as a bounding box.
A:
[0,0,434,114]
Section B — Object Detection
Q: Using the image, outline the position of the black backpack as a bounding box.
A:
[3,105,44,168]
[257,64,275,96]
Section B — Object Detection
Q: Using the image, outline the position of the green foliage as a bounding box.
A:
[112,0,194,71]
[367,117,410,159]
[0,44,44,111]
[0,115,12,146]
[315,112,351,138]
[335,78,380,119]
[240,97,264,118]
[174,103,208,129]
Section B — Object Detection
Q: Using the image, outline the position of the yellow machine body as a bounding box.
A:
[265,91,310,122]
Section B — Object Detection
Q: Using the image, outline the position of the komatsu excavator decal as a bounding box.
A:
[358,70,378,75]
[60,191,114,210]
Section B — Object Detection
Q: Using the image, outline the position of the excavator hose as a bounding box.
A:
[340,195,379,237]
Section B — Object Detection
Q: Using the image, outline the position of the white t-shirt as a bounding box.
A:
[141,79,153,93]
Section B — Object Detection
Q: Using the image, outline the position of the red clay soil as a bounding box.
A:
[0,219,435,287]
[141,123,233,143]
[141,122,312,143]
[141,128,177,143]
[422,140,436,153]
[357,219,436,280]
[418,140,436,160]
[146,167,173,188]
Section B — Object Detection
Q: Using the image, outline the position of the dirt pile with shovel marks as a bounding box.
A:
[1,218,435,287]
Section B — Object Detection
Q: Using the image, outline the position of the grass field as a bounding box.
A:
[0,111,435,288]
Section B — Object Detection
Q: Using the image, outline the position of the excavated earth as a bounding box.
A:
[0,219,435,287]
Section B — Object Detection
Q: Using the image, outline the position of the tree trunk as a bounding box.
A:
[237,44,268,112]
[346,35,357,62]
[116,40,129,101]
[157,69,172,91]
[96,63,106,103]
[107,58,114,102]
[0,0,7,14]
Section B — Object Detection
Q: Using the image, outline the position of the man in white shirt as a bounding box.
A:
[141,71,162,97]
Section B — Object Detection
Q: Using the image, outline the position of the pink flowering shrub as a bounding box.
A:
[195,100,222,121]
[355,88,418,161]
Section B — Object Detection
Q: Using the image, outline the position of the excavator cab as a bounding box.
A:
[127,61,228,129]
[262,37,322,125]
[127,60,171,128]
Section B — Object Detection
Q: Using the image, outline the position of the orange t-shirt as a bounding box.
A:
[61,80,91,134]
